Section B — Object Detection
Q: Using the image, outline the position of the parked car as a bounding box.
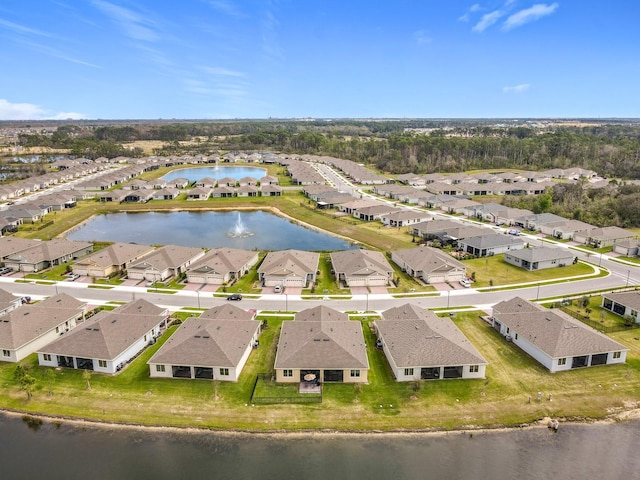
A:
[459,278,472,288]
[66,273,80,281]
[227,293,242,301]
[508,229,521,236]
[273,285,283,293]
[0,267,12,275]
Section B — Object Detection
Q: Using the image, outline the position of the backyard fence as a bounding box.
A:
[559,306,639,334]
[250,373,322,405]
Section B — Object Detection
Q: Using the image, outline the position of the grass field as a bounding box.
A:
[2,311,640,431]
[463,255,597,287]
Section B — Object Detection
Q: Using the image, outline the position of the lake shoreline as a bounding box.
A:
[3,406,640,438]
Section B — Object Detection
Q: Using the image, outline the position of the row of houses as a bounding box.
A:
[3,292,628,385]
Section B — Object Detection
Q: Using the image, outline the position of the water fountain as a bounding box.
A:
[228,212,254,238]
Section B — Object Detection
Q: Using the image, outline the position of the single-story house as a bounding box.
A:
[330,249,394,287]
[260,184,283,196]
[380,210,431,228]
[0,288,24,316]
[4,239,94,273]
[274,305,368,383]
[491,297,627,372]
[186,248,259,285]
[211,186,235,198]
[38,299,169,374]
[503,247,576,271]
[613,239,640,257]
[72,242,156,278]
[147,305,261,381]
[0,237,42,263]
[1,294,87,363]
[602,291,640,323]
[258,250,319,288]
[391,246,467,284]
[127,245,205,282]
[187,187,212,200]
[457,234,525,257]
[374,304,487,381]
[152,188,180,200]
[573,226,636,248]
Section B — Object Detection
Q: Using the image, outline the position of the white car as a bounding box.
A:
[273,285,283,293]
[459,278,472,288]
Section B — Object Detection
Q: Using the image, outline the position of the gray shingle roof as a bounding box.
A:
[493,297,627,358]
[274,306,368,369]
[258,250,319,276]
[603,291,640,311]
[148,316,260,367]
[377,304,486,367]
[392,246,466,275]
[40,299,167,360]
[330,250,393,278]
[0,294,86,350]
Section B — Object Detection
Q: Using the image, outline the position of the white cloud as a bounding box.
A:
[413,30,432,45]
[503,3,559,30]
[458,4,481,22]
[0,99,87,120]
[0,18,54,38]
[201,66,245,77]
[502,83,531,93]
[472,10,504,33]
[92,0,158,41]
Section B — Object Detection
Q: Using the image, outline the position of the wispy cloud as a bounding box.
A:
[503,3,559,30]
[458,4,481,22]
[472,10,505,33]
[413,30,432,45]
[261,3,284,64]
[207,0,244,19]
[201,66,245,77]
[503,83,531,93]
[186,66,249,98]
[0,99,86,120]
[0,18,55,38]
[91,0,158,42]
[6,36,101,68]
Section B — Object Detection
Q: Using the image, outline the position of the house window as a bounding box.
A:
[144,335,147,342]
[469,365,479,373]
[98,360,107,368]
[56,326,59,333]
[156,365,165,373]
[613,351,622,359]
[220,368,229,376]
[632,310,638,318]
[404,368,414,376]
[506,327,510,334]
[558,358,567,366]
[2,349,10,357]
[350,369,360,378]
[283,369,293,377]
[515,333,518,340]
[43,354,51,362]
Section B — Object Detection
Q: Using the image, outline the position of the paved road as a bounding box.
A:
[1,161,637,313]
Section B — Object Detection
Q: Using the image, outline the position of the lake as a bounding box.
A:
[66,210,356,251]
[2,414,640,480]
[162,166,267,182]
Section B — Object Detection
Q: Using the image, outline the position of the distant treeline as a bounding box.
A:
[15,121,640,179]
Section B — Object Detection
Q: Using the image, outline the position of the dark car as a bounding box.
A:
[227,293,242,301]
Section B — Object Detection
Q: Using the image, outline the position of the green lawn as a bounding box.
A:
[556,295,631,329]
[3,310,640,431]
[463,255,596,287]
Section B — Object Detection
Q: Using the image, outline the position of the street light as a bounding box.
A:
[366,292,369,312]
[447,289,450,309]
[196,289,200,309]
[627,270,631,287]
[536,282,540,300]
[285,293,288,312]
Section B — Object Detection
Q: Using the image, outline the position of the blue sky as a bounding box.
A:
[0,1,638,120]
